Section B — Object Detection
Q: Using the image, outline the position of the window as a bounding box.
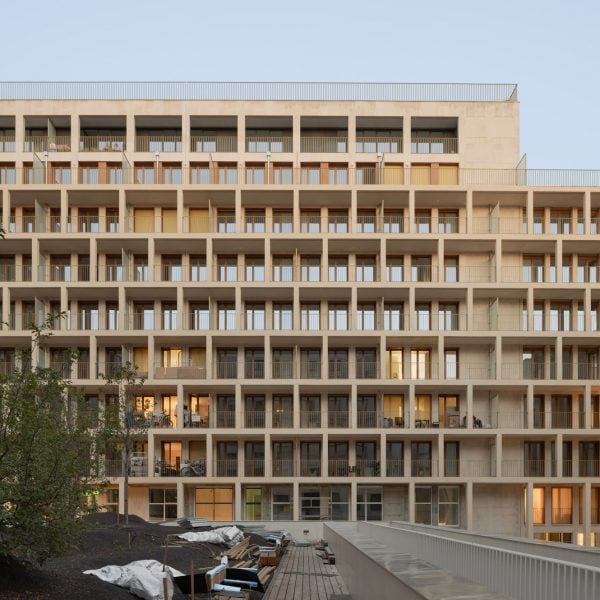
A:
[438,210,459,233]
[356,209,375,233]
[439,396,460,428]
[328,209,348,233]
[532,302,544,331]
[550,210,571,234]
[189,302,209,330]
[216,349,237,379]
[411,349,431,380]
[416,303,431,331]
[245,255,264,282]
[149,488,177,520]
[414,397,432,428]
[328,303,348,330]
[273,255,293,281]
[301,210,320,232]
[217,302,236,330]
[273,210,293,233]
[161,255,182,282]
[273,442,294,476]
[524,441,545,476]
[386,350,403,379]
[384,302,403,330]
[245,209,265,233]
[272,395,293,427]
[133,302,154,330]
[328,256,348,282]
[357,303,376,330]
[161,302,177,330]
[386,256,404,282]
[245,303,265,330]
[412,441,432,476]
[523,348,544,379]
[300,349,321,379]
[438,486,460,525]
[244,441,265,475]
[439,303,459,331]
[356,487,382,521]
[415,486,432,524]
[301,256,321,281]
[217,256,238,281]
[552,487,573,524]
[328,395,349,428]
[356,348,377,378]
[272,487,293,519]
[328,349,348,379]
[190,255,207,282]
[523,255,544,283]
[273,303,292,330]
[245,348,264,378]
[216,442,238,476]
[415,209,431,233]
[195,487,233,520]
[245,488,262,520]
[445,349,458,380]
[300,442,321,476]
[386,441,404,476]
[105,255,124,282]
[411,256,432,282]
[383,210,404,233]
[217,209,235,233]
[103,489,119,513]
[578,256,598,283]
[357,395,377,427]
[356,256,376,282]
[444,442,460,476]
[78,302,99,330]
[444,256,458,282]
[330,486,350,520]
[134,255,148,281]
[301,303,320,330]
[216,394,235,427]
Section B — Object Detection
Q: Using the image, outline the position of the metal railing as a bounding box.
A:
[244,411,265,428]
[244,459,265,477]
[3,164,600,186]
[272,459,294,477]
[300,136,347,153]
[215,459,238,477]
[215,361,237,379]
[386,458,404,477]
[135,136,182,152]
[246,136,292,152]
[154,363,206,380]
[272,360,293,379]
[245,360,265,379]
[300,459,321,476]
[328,459,349,477]
[300,360,321,379]
[300,410,322,428]
[356,136,402,153]
[355,459,380,476]
[411,137,458,154]
[355,361,378,378]
[0,135,16,151]
[373,521,600,600]
[0,82,518,102]
[191,135,237,152]
[272,411,293,428]
[215,411,235,428]
[79,135,126,152]
[327,411,350,428]
[24,135,71,152]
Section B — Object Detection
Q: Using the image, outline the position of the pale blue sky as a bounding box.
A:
[2,0,599,168]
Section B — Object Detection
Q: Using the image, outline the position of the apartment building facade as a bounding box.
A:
[0,81,599,546]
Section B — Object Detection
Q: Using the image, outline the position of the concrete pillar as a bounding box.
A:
[526,482,534,539]
[234,482,242,521]
[465,481,473,530]
[177,480,185,518]
[408,481,415,522]
[583,481,592,546]
[466,190,473,234]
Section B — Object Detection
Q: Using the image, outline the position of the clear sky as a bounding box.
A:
[2,0,599,169]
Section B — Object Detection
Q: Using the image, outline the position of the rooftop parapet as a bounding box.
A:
[0,81,518,102]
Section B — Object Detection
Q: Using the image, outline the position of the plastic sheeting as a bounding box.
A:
[83,559,184,600]
[177,525,244,547]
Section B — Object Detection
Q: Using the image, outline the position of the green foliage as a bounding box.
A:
[0,321,98,566]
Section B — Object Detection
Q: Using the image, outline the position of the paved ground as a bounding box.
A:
[263,544,350,600]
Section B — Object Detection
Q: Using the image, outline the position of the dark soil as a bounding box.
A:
[0,514,270,599]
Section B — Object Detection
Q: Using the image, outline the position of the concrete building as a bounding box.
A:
[0,81,599,546]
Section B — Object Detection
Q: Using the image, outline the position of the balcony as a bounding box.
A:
[0,135,16,152]
[300,411,322,428]
[300,459,321,477]
[135,136,182,152]
[272,360,293,379]
[301,136,347,153]
[328,361,349,379]
[411,459,438,477]
[191,135,237,152]
[244,459,265,477]
[24,135,71,152]
[216,411,235,428]
[328,411,349,428]
[154,362,206,379]
[215,459,238,477]
[272,459,294,477]
[356,361,378,379]
[411,137,458,154]
[300,361,321,379]
[355,460,380,477]
[356,136,402,153]
[245,411,266,428]
[272,411,293,428]
[80,136,125,152]
[245,360,265,379]
[328,459,349,477]
[216,361,237,379]
[246,136,292,153]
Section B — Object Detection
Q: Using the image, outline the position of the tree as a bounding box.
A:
[97,363,146,526]
[0,322,99,566]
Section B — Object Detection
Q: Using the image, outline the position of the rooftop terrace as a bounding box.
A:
[0,81,518,102]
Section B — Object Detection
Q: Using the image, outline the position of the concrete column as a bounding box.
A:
[350,480,357,521]
[292,480,300,521]
[466,385,473,429]
[118,189,126,233]
[556,336,563,381]
[408,481,415,522]
[466,190,473,234]
[526,482,534,539]
[556,239,563,282]
[292,114,301,156]
[293,383,300,430]
[555,434,563,477]
[177,480,185,518]
[126,113,135,155]
[438,238,444,283]
[205,434,213,477]
[495,335,502,382]
[583,481,592,546]
[350,188,357,232]
[495,433,502,478]
[527,384,534,429]
[583,384,591,429]
[147,434,156,477]
[60,188,68,233]
[584,190,591,234]
[235,188,242,234]
[437,433,444,477]
[89,238,97,283]
[234,482,242,521]
[495,238,502,286]
[408,189,415,233]
[465,481,473,530]
[237,114,245,156]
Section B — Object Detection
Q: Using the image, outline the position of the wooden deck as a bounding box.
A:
[263,544,351,600]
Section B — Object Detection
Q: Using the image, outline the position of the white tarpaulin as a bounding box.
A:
[177,525,244,547]
[84,559,184,600]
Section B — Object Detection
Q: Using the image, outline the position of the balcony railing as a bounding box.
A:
[135,136,182,152]
[272,411,293,428]
[300,360,321,379]
[216,411,235,428]
[328,459,349,477]
[215,459,238,477]
[245,411,265,428]
[300,410,322,428]
[0,135,16,152]
[355,459,380,477]
[216,361,237,379]
[300,136,347,153]
[300,459,321,476]
[411,137,458,154]
[79,136,126,152]
[272,360,293,379]
[154,362,206,380]
[386,458,404,477]
[244,459,265,477]
[245,360,265,379]
[411,459,438,477]
[24,135,71,152]
[272,459,294,477]
[327,411,349,428]
[356,136,402,153]
[356,361,378,378]
[328,360,349,379]
[191,136,237,152]
[246,136,292,152]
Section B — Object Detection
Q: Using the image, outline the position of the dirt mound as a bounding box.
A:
[0,516,269,599]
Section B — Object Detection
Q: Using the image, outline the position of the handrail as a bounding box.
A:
[0,81,518,101]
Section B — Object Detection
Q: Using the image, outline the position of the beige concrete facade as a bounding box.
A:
[0,83,599,546]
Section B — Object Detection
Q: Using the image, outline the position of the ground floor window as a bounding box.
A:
[149,488,177,520]
[272,487,293,520]
[245,488,262,520]
[331,486,350,520]
[438,486,459,526]
[534,532,573,544]
[195,487,233,520]
[301,489,323,520]
[357,486,383,520]
[415,486,432,524]
[104,488,119,513]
